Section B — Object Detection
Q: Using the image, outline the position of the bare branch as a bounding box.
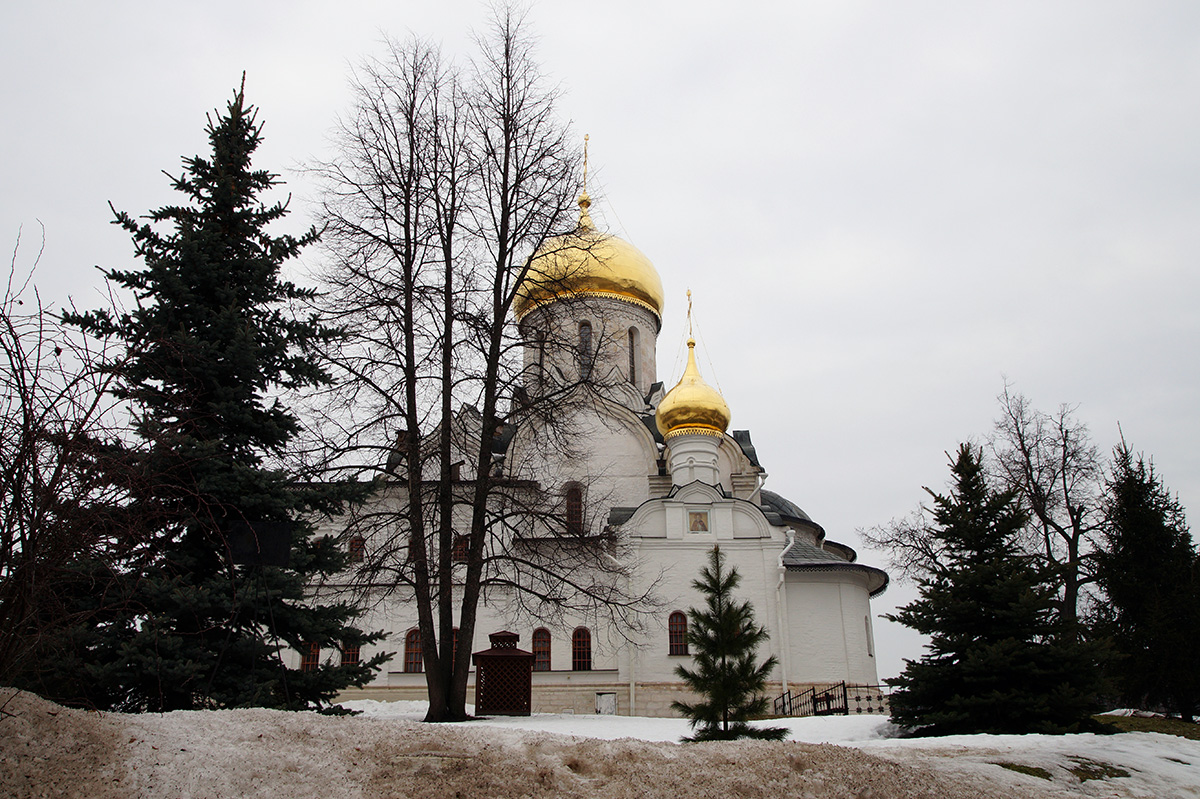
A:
[306,15,657,721]
[988,382,1105,632]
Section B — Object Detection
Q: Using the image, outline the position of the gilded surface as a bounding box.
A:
[514,197,665,320]
[655,339,731,436]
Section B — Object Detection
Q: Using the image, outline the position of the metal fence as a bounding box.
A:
[773,682,890,718]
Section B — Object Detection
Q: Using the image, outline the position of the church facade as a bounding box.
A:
[332,189,888,717]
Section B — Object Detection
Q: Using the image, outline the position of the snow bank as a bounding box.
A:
[3,690,1198,798]
[342,697,900,743]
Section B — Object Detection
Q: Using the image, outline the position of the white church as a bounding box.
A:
[333,186,888,717]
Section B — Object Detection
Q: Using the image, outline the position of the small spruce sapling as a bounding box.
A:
[672,545,788,741]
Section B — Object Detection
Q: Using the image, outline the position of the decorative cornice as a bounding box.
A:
[664,425,726,440]
[515,289,662,324]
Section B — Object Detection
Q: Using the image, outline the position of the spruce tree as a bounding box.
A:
[1095,443,1198,721]
[672,546,787,741]
[44,82,388,711]
[887,444,1103,735]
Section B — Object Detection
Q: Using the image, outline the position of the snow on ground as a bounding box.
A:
[344,698,1200,796]
[3,690,1199,798]
[344,697,900,743]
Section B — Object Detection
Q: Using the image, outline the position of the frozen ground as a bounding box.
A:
[2,689,1198,798]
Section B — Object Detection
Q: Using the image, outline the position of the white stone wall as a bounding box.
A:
[627,535,785,684]
[660,432,761,499]
[340,591,627,684]
[519,297,660,408]
[506,404,658,533]
[321,514,883,708]
[782,570,880,686]
[312,279,887,714]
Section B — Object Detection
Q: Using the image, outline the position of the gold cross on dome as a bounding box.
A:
[583,134,589,192]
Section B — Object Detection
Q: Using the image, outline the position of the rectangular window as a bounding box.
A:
[341,643,361,667]
[566,485,584,535]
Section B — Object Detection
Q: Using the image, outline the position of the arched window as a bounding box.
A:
[571,627,592,671]
[536,329,547,383]
[579,321,593,379]
[452,533,469,563]
[532,628,551,672]
[404,629,423,673]
[341,642,361,667]
[300,642,320,672]
[668,611,689,656]
[627,327,638,385]
[565,484,583,535]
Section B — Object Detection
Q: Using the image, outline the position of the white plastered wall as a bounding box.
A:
[621,482,786,685]
[782,570,880,686]
[506,401,659,531]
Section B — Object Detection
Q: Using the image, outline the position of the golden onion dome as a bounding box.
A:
[514,192,665,323]
[655,337,732,437]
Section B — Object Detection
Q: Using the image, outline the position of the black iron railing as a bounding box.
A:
[773,682,890,717]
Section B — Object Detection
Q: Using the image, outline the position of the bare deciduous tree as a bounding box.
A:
[0,226,127,684]
[309,11,657,722]
[860,506,944,583]
[989,384,1104,634]
[862,384,1104,636]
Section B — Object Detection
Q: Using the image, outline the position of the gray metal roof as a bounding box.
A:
[781,538,846,565]
[640,414,664,444]
[731,430,761,467]
[608,507,638,526]
[759,489,812,522]
[781,538,889,596]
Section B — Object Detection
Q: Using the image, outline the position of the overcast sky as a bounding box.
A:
[4,1,1199,681]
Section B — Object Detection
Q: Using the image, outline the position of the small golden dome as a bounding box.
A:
[655,338,731,437]
[514,193,665,322]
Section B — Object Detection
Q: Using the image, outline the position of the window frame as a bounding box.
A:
[532,627,551,672]
[627,326,638,385]
[668,611,689,656]
[579,321,594,380]
[404,628,423,673]
[300,642,320,672]
[536,328,548,383]
[565,483,584,536]
[452,533,470,563]
[571,627,592,671]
